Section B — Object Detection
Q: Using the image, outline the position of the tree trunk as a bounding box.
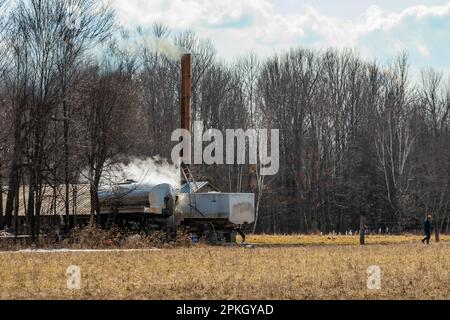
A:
[0,170,4,230]
[35,189,42,241]
[5,101,24,228]
[27,179,35,242]
[5,164,19,228]
[72,186,78,227]
[435,222,440,242]
[13,183,19,237]
[90,178,101,225]
[446,216,449,235]
[89,184,96,224]
[64,100,71,227]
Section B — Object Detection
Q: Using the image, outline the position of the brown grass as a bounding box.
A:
[1,239,449,300]
[244,233,450,246]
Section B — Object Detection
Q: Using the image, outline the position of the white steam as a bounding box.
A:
[154,37,187,60]
[117,28,187,61]
[81,157,179,189]
[119,157,179,186]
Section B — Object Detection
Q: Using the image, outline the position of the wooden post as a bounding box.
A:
[435,218,440,243]
[360,215,365,245]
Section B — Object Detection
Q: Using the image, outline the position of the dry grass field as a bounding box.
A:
[244,234,450,245]
[0,235,449,300]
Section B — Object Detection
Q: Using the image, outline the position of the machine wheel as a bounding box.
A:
[165,215,177,234]
[203,224,219,244]
[224,231,237,243]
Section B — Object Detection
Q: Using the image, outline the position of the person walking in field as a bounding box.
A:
[421,215,433,244]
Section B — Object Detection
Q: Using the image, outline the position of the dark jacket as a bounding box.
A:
[424,220,433,235]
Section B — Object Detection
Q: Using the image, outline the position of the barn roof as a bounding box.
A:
[1,184,92,217]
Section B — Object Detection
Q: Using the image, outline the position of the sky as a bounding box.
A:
[113,0,450,71]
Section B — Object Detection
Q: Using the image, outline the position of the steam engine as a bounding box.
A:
[98,180,255,243]
[97,53,255,243]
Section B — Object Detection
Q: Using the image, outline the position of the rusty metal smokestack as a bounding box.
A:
[181,54,191,186]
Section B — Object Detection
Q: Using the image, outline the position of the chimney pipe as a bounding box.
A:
[181,54,191,186]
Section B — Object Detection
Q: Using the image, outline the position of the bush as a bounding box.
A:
[0,224,192,251]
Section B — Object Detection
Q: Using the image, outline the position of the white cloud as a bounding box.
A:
[363,3,450,31]
[416,42,431,57]
[113,0,450,64]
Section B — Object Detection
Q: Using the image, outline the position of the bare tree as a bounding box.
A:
[0,0,8,229]
[54,0,115,227]
[416,69,450,241]
[236,53,266,232]
[78,60,137,223]
[1,0,114,239]
[374,54,416,230]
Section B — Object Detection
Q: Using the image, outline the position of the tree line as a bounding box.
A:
[0,0,449,239]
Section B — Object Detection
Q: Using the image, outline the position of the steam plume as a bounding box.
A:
[118,28,188,61]
[119,156,179,186]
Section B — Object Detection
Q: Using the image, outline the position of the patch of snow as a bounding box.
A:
[1,248,162,254]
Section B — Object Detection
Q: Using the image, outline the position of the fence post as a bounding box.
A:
[360,215,365,245]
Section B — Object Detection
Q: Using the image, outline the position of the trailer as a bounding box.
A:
[98,176,255,243]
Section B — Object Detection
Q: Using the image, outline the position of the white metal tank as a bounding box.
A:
[174,192,255,225]
[98,181,158,214]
